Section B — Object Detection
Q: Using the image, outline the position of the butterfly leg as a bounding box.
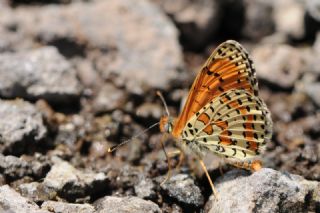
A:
[167,149,184,170]
[228,159,262,171]
[176,149,185,170]
[160,133,173,186]
[199,159,219,198]
[161,149,183,185]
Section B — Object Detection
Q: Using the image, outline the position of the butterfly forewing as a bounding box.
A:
[172,40,259,138]
[181,89,272,160]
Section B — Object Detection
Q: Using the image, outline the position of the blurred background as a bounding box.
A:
[0,0,319,212]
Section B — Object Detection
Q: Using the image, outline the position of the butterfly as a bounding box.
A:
[159,40,273,197]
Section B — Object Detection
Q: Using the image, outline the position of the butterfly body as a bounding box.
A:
[159,40,272,168]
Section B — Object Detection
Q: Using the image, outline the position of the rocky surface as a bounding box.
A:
[0,185,50,213]
[0,47,82,103]
[252,44,305,89]
[0,153,50,183]
[19,182,56,203]
[93,83,127,113]
[160,174,204,207]
[0,0,319,212]
[273,0,305,40]
[0,0,183,95]
[43,157,108,202]
[205,168,320,213]
[0,154,31,180]
[242,0,275,40]
[134,178,157,199]
[94,196,161,213]
[41,201,95,213]
[0,99,47,155]
[152,0,221,50]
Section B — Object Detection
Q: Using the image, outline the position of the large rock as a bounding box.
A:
[307,32,320,75]
[41,201,95,213]
[19,182,57,203]
[134,178,157,199]
[252,44,305,89]
[0,99,47,155]
[307,0,320,21]
[94,196,161,213]
[93,83,127,113]
[0,154,31,180]
[0,47,82,103]
[242,0,275,40]
[0,153,50,182]
[304,82,320,107]
[205,168,320,213]
[152,0,221,50]
[273,0,306,40]
[43,158,108,202]
[0,185,50,213]
[296,33,320,107]
[160,174,204,207]
[0,0,183,95]
[305,0,320,39]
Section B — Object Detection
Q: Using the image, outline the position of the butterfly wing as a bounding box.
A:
[182,89,272,159]
[172,40,259,138]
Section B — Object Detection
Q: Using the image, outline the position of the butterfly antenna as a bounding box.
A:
[107,121,160,152]
[156,91,170,116]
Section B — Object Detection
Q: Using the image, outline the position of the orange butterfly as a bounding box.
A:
[158,40,273,197]
[108,40,273,197]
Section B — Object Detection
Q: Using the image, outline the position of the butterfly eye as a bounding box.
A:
[164,123,173,133]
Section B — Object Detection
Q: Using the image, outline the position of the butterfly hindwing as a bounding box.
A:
[172,40,259,137]
[182,89,272,160]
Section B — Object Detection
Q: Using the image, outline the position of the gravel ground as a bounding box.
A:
[0,0,319,212]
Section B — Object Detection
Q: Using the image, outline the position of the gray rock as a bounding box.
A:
[252,44,305,89]
[160,174,204,207]
[0,0,183,95]
[134,178,156,199]
[54,122,78,150]
[307,0,320,21]
[242,0,275,40]
[0,174,5,185]
[43,158,108,202]
[0,185,50,213]
[0,8,34,52]
[0,153,50,181]
[30,154,51,179]
[19,182,57,203]
[0,47,82,103]
[267,93,303,122]
[0,99,47,155]
[136,102,163,119]
[205,168,320,213]
[93,83,127,113]
[75,59,101,88]
[41,201,95,213]
[0,1,8,7]
[304,83,320,107]
[273,0,305,40]
[94,196,161,213]
[116,165,142,188]
[0,154,31,180]
[152,0,221,50]
[307,32,320,74]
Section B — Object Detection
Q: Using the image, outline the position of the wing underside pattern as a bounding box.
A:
[173,40,259,138]
[182,89,272,160]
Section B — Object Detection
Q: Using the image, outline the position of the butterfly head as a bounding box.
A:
[159,116,174,133]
